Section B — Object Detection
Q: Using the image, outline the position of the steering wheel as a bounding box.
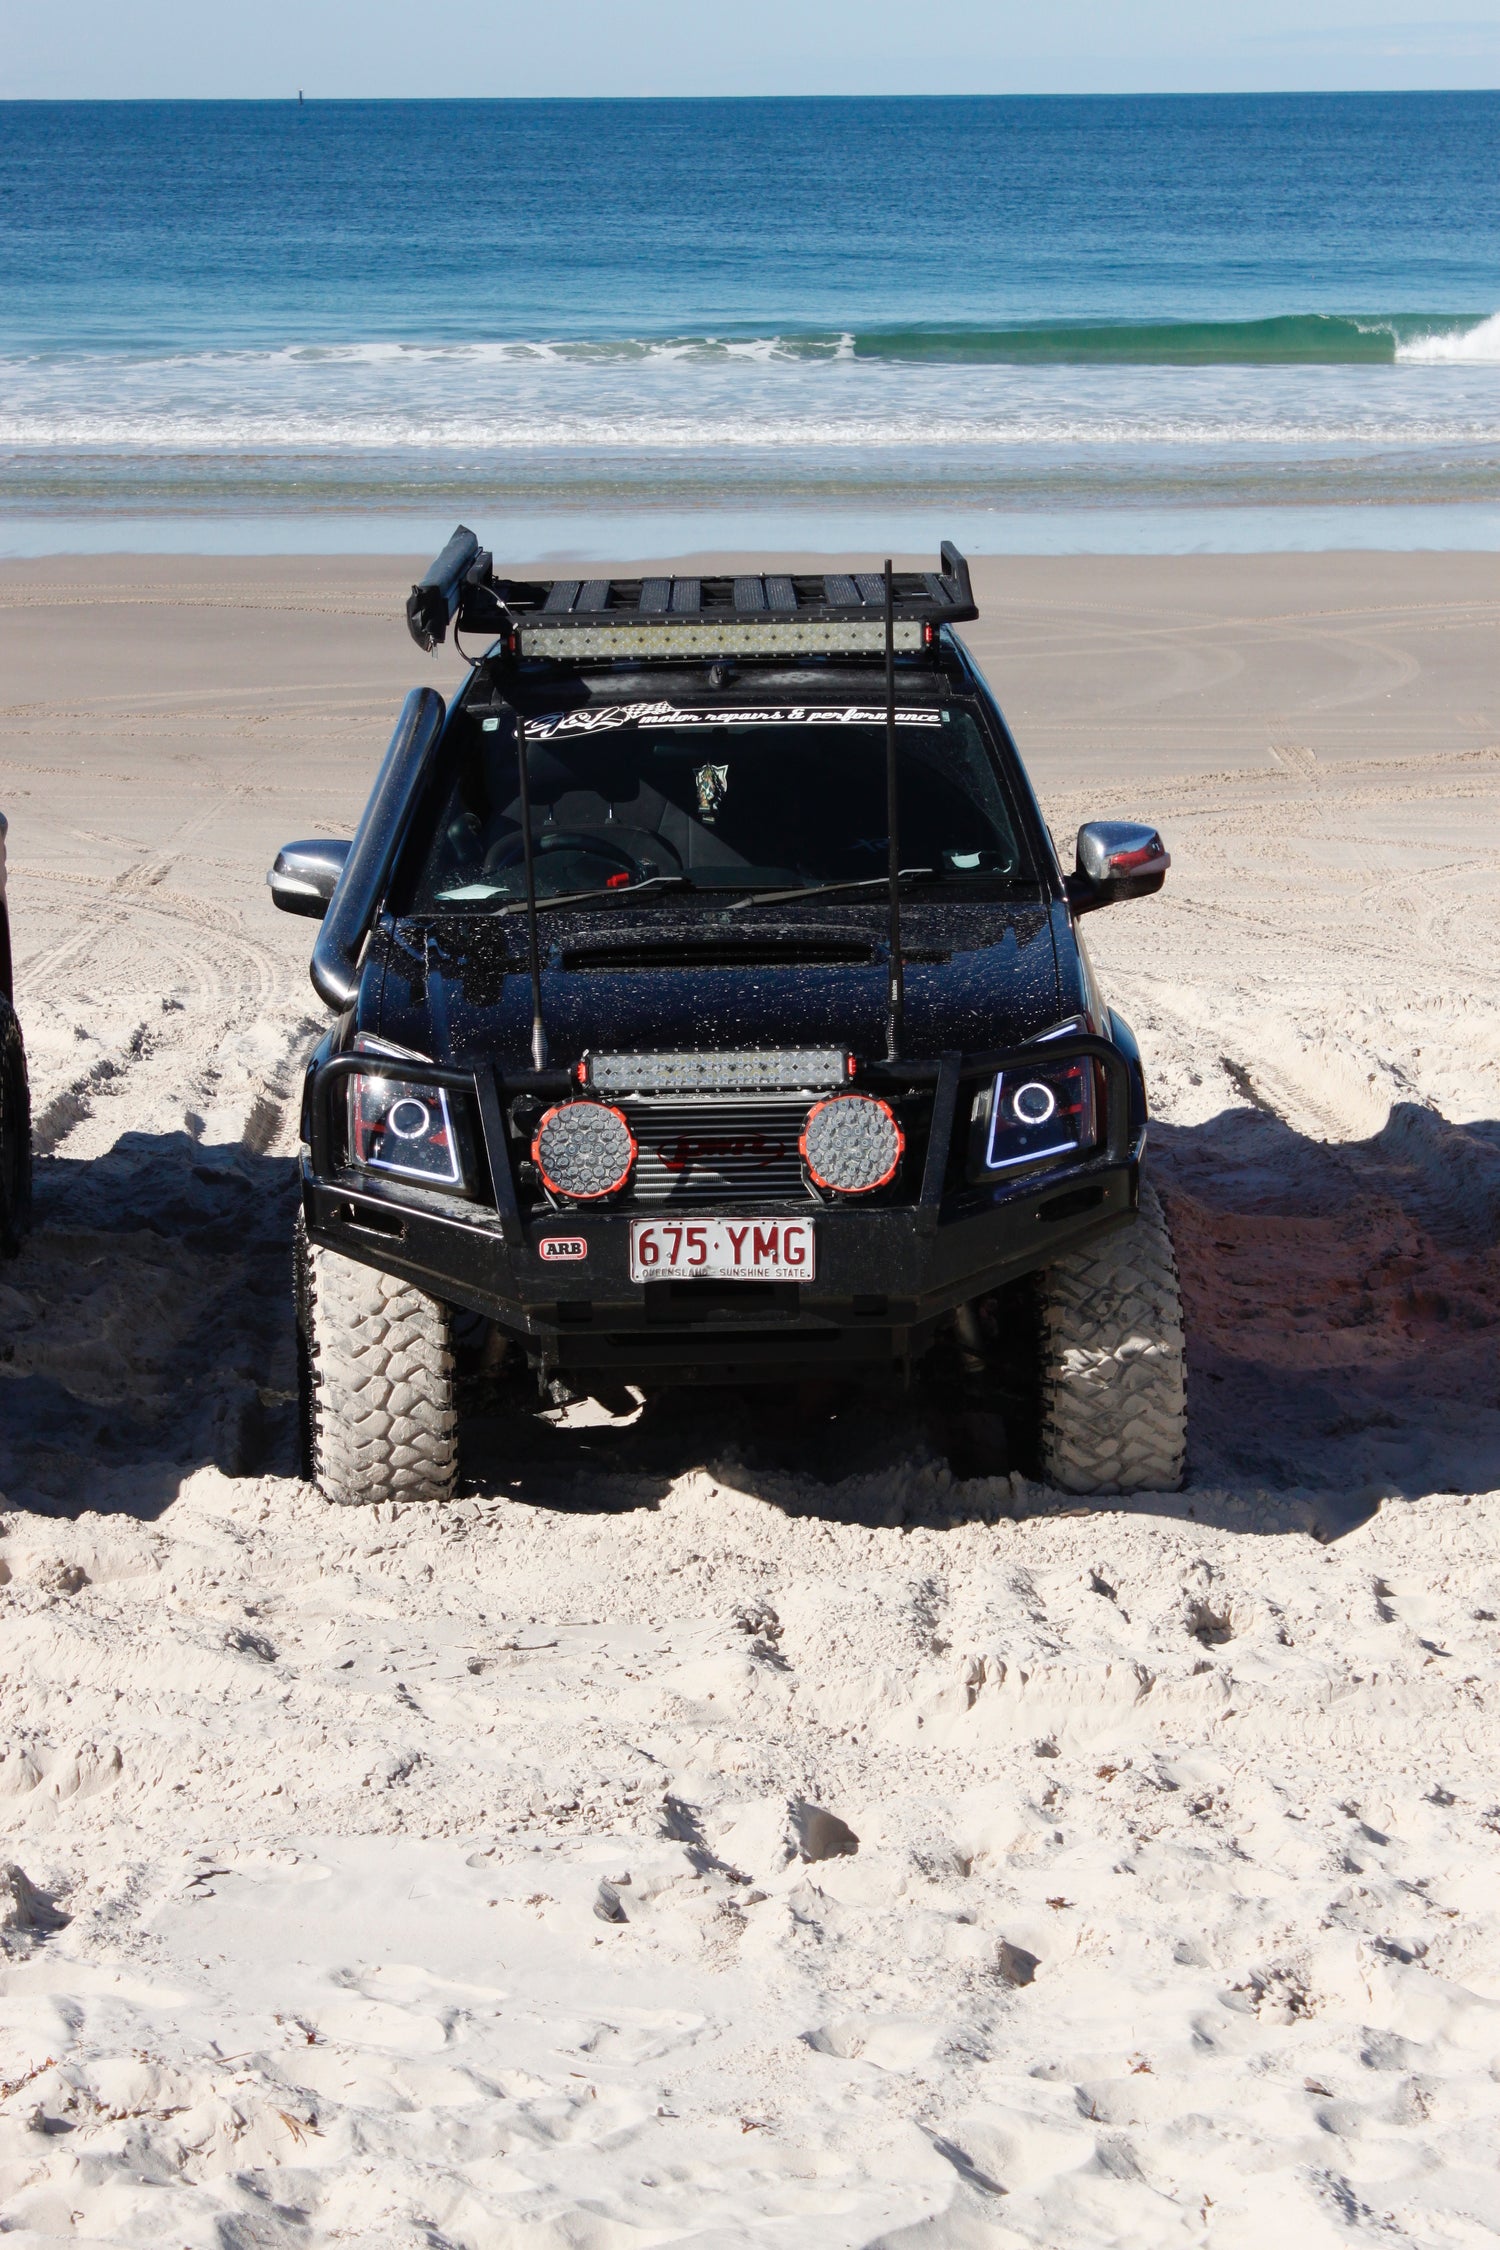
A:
[484,829,649,895]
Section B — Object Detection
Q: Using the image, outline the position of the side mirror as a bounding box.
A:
[1066,821,1170,916]
[268,838,352,920]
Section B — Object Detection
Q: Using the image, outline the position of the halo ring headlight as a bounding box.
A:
[1011,1080,1057,1126]
[533,1100,636,1202]
[800,1093,903,1196]
[348,1071,463,1188]
[387,1095,434,1141]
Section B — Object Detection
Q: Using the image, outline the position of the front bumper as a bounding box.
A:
[301,1033,1146,1381]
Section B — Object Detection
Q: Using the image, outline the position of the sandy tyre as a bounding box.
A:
[1037,1180,1187,1495]
[294,1211,458,1504]
[0,998,32,1257]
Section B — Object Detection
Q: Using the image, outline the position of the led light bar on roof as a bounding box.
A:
[404,527,978,653]
[518,620,927,662]
[586,1048,850,1098]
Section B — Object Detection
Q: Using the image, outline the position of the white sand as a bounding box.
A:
[2,555,1500,2249]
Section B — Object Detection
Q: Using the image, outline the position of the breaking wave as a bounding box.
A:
[6,315,1500,513]
[1395,311,1500,363]
[852,315,1500,365]
[4,314,1500,375]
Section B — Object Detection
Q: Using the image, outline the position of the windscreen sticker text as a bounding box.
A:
[525,704,941,741]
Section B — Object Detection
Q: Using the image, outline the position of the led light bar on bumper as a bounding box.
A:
[533,1100,637,1201]
[586,1049,849,1098]
[800,1094,904,1196]
[970,1051,1099,1178]
[348,1072,465,1188]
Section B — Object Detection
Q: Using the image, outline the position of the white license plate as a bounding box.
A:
[629,1216,816,1284]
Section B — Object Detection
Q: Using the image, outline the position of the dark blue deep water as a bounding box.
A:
[2,94,1499,538]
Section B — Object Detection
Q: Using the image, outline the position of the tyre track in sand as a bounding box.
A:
[15,800,283,1004]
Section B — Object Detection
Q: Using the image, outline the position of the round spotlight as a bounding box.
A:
[533,1100,636,1201]
[800,1093,903,1195]
[1011,1080,1057,1126]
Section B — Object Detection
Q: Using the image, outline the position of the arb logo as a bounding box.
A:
[539,1236,587,1262]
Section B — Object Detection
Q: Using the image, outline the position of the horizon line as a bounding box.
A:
[3,86,1499,104]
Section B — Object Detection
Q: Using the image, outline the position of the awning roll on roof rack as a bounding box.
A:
[405,527,978,659]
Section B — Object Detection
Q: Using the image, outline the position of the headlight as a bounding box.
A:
[800,1094,904,1195]
[533,1100,636,1201]
[348,1073,464,1188]
[972,1053,1098,1176]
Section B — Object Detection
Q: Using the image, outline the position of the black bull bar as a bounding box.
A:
[303,1038,1145,1363]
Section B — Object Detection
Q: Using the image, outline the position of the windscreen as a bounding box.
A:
[402,700,1032,912]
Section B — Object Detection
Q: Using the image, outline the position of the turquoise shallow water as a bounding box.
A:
[3,94,1500,547]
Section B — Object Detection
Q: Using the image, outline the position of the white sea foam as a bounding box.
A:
[8,413,1500,450]
[121,335,854,370]
[3,335,1500,510]
[4,397,1500,451]
[1396,312,1500,363]
[5,354,1500,453]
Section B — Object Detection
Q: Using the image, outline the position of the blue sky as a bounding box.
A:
[5,0,1498,98]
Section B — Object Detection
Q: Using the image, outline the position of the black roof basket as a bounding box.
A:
[406,525,978,659]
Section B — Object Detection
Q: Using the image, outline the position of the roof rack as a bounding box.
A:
[406,525,978,660]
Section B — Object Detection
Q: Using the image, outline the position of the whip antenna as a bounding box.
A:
[511,708,549,1070]
[883,558,905,1062]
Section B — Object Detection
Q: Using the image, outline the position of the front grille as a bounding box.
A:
[621,1097,813,1204]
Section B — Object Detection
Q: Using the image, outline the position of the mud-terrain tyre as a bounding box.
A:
[294,1212,458,1505]
[0,998,32,1257]
[1036,1181,1186,1495]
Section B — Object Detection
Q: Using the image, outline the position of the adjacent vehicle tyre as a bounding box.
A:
[294,1211,458,1504]
[0,997,32,1257]
[1036,1180,1187,1495]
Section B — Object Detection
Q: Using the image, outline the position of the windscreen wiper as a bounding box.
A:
[494,872,695,920]
[727,868,937,913]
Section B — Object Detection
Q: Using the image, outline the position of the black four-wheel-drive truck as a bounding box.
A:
[0,807,32,1256]
[271,530,1186,1506]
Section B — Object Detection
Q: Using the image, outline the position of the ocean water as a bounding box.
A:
[3,94,1500,552]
